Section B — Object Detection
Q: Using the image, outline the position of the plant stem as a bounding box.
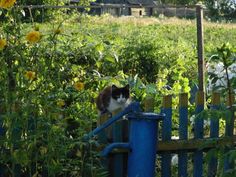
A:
[225,65,234,137]
[225,66,232,108]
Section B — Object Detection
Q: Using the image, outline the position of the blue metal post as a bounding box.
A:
[127,113,164,177]
[101,112,164,177]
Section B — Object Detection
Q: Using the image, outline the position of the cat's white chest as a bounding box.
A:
[107,98,128,113]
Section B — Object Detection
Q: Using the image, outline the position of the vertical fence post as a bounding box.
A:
[144,95,155,112]
[178,93,188,177]
[208,92,220,177]
[161,95,172,177]
[97,114,110,173]
[195,5,205,176]
[97,114,110,143]
[112,108,124,177]
[225,94,235,136]
[224,94,235,172]
[193,91,205,177]
[196,4,205,92]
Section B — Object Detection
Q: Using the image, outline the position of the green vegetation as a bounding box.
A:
[0,3,236,176]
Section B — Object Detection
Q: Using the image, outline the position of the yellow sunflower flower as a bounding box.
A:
[74,82,84,91]
[0,0,16,9]
[26,31,41,43]
[24,71,36,80]
[0,39,7,50]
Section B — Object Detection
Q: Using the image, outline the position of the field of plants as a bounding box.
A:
[0,4,236,177]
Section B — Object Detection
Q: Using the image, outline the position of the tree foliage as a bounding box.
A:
[205,0,236,20]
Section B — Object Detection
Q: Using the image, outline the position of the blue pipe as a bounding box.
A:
[127,113,164,177]
[102,143,130,157]
[101,112,164,177]
[87,102,141,138]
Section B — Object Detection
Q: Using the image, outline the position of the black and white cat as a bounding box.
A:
[95,84,131,116]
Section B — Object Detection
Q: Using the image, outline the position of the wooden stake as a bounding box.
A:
[196,4,205,92]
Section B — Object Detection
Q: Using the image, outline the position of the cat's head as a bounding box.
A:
[111,84,129,103]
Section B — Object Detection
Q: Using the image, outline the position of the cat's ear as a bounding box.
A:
[112,85,118,90]
[124,84,129,89]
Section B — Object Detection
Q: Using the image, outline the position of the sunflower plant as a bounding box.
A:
[0,3,105,177]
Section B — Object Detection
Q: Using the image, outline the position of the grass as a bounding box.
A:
[76,14,236,28]
[60,14,236,52]
[15,14,236,58]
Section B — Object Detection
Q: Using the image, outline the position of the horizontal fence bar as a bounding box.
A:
[157,136,236,152]
[98,136,236,154]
